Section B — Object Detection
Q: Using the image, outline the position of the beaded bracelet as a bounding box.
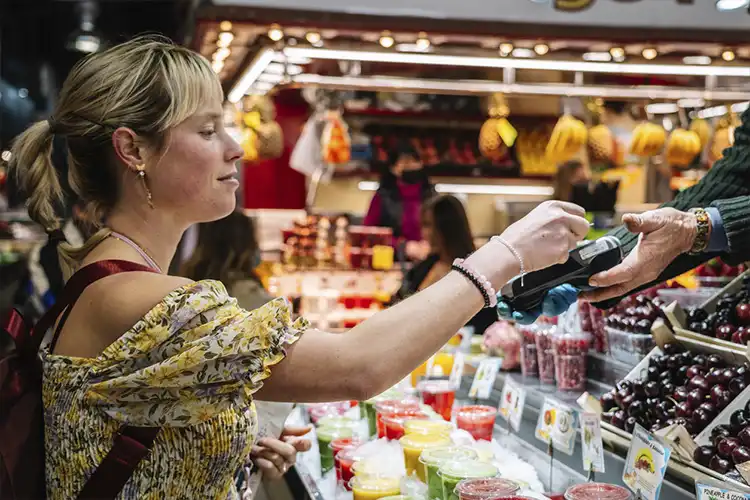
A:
[491,236,526,286]
[452,258,498,308]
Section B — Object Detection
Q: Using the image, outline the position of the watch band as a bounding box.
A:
[688,207,711,255]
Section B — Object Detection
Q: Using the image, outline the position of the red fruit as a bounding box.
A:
[733,331,743,344]
[733,446,750,465]
[718,437,741,459]
[739,427,750,447]
[741,327,750,345]
[737,303,750,325]
[716,324,736,341]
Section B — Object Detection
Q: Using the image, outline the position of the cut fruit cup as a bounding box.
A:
[375,399,421,438]
[438,460,499,500]
[330,437,364,484]
[399,433,452,481]
[519,324,539,378]
[455,477,520,500]
[419,447,479,500]
[455,405,498,441]
[404,419,453,437]
[535,325,557,384]
[382,410,430,440]
[553,332,591,391]
[317,426,354,474]
[419,379,457,421]
[564,482,633,500]
[338,446,368,492]
[349,475,402,500]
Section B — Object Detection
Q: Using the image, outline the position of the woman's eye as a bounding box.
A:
[200,129,216,137]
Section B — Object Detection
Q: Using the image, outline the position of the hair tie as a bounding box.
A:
[47,117,59,135]
[47,228,66,244]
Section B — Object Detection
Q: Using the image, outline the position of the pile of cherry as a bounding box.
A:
[686,275,750,345]
[601,343,750,445]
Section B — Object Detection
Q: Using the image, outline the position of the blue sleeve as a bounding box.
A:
[706,207,729,253]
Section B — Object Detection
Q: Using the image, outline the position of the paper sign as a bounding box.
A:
[695,483,750,500]
[535,398,578,456]
[498,378,526,432]
[623,424,671,500]
[469,357,502,400]
[581,412,605,473]
[449,352,465,388]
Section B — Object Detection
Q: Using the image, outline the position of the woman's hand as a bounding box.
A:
[580,208,697,303]
[251,426,312,480]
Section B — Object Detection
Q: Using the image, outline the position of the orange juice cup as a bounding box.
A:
[399,433,451,481]
[382,411,429,440]
[420,380,456,421]
[455,406,498,442]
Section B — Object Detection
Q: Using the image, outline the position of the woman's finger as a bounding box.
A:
[283,436,312,453]
[259,438,298,462]
[258,449,288,470]
[254,457,284,480]
[281,425,312,437]
[553,201,586,218]
[567,214,592,240]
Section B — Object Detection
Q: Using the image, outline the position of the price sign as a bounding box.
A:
[623,424,671,500]
[498,378,526,432]
[580,412,605,473]
[449,352,465,388]
[695,483,750,500]
[469,357,502,400]
[535,398,578,456]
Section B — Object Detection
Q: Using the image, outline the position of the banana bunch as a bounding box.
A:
[665,129,702,167]
[518,126,558,176]
[587,124,614,162]
[629,122,667,157]
[546,115,587,163]
[689,118,711,150]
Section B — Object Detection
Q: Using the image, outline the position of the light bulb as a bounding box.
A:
[212,60,224,73]
[268,24,284,42]
[610,47,625,59]
[499,43,514,57]
[415,32,430,51]
[217,31,234,48]
[213,47,231,61]
[716,0,750,11]
[379,32,395,49]
[219,21,233,32]
[306,32,321,44]
[642,48,658,60]
[534,43,549,56]
[722,50,736,62]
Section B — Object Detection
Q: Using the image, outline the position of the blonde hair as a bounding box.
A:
[9,35,222,278]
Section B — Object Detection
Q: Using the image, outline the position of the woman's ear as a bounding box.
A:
[112,127,146,172]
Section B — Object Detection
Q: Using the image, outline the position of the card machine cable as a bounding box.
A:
[499,236,624,312]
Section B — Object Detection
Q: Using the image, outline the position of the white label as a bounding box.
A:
[449,352,465,388]
[581,412,605,473]
[498,378,526,432]
[469,357,503,400]
[695,483,750,500]
[535,398,578,456]
[623,424,671,500]
[579,238,610,262]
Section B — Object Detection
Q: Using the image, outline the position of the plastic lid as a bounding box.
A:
[379,497,414,500]
[399,433,451,450]
[437,460,499,481]
[418,379,455,393]
[404,419,453,436]
[456,405,498,419]
[375,399,420,413]
[565,483,633,500]
[419,446,478,467]
[316,426,354,441]
[552,331,592,343]
[316,415,358,429]
[382,411,429,426]
[349,475,401,493]
[455,478,520,499]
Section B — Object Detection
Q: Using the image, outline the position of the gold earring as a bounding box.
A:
[136,164,154,209]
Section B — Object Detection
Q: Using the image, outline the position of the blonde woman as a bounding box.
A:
[8,36,589,499]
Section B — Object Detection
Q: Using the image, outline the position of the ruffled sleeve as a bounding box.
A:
[84,280,308,426]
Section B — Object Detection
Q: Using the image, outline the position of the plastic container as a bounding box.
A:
[404,419,453,437]
[535,324,556,384]
[518,324,538,378]
[420,380,456,421]
[399,433,451,480]
[317,426,354,474]
[419,447,478,500]
[382,411,430,440]
[657,287,714,308]
[587,305,608,353]
[605,326,655,366]
[455,478,520,500]
[455,406,497,441]
[564,483,633,500]
[338,447,368,491]
[376,399,421,438]
[350,475,402,500]
[331,438,363,484]
[552,332,591,391]
[411,353,455,387]
[438,461,499,500]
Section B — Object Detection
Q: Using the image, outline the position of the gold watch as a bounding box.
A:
[688,207,710,255]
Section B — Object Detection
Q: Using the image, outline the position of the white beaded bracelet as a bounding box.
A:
[452,258,498,308]
[491,236,526,286]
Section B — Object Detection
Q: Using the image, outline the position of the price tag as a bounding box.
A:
[449,352,465,388]
[535,398,578,456]
[498,378,526,432]
[469,357,502,400]
[580,412,605,473]
[623,424,671,500]
[695,483,750,499]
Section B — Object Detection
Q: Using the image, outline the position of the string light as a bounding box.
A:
[642,48,658,60]
[499,43,514,57]
[306,32,321,44]
[217,31,234,48]
[212,60,224,73]
[219,21,233,32]
[213,47,231,61]
[379,31,395,48]
[534,43,549,56]
[415,32,431,51]
[268,24,284,42]
[722,50,736,62]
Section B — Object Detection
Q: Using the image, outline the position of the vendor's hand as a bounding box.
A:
[580,208,697,303]
[497,284,579,325]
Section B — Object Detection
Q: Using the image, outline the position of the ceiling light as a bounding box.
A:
[697,101,749,119]
[213,47,231,61]
[306,32,321,44]
[357,181,553,197]
[228,48,275,103]
[512,48,535,59]
[1,151,11,162]
[217,31,234,47]
[254,82,275,91]
[220,21,233,32]
[379,32,395,48]
[678,98,706,108]
[268,24,284,42]
[265,62,303,76]
[682,55,712,65]
[67,1,101,53]
[642,48,658,60]
[610,47,625,59]
[716,0,750,11]
[499,43,514,57]
[583,52,612,62]
[416,32,431,51]
[722,50,736,62]
[211,60,224,73]
[646,103,679,114]
[534,44,549,56]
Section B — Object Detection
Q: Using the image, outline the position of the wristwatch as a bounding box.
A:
[688,207,711,255]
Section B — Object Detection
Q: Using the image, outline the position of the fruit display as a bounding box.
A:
[689,118,711,151]
[601,342,748,439]
[603,287,670,364]
[534,321,557,384]
[239,95,284,162]
[695,257,744,287]
[519,324,539,378]
[685,274,750,346]
[545,115,588,164]
[709,113,739,164]
[479,93,515,161]
[665,128,702,167]
[516,126,557,176]
[629,122,667,157]
[587,124,615,163]
[579,300,608,353]
[321,110,352,164]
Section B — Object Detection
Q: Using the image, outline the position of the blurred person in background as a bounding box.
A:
[552,160,592,208]
[393,194,497,335]
[364,141,435,260]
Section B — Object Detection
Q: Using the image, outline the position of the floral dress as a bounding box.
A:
[41,280,308,500]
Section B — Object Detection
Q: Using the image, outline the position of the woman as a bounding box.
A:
[7,36,588,499]
[394,194,495,334]
[364,142,434,252]
[552,160,591,206]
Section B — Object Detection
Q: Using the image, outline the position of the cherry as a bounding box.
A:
[733,446,750,465]
[693,445,714,467]
[718,437,741,459]
[611,410,626,430]
[686,365,705,379]
[692,408,711,430]
[716,324,737,341]
[687,389,707,410]
[676,402,692,418]
[739,427,750,447]
[736,302,750,325]
[689,376,710,392]
[674,386,689,402]
[730,377,748,397]
[600,392,617,412]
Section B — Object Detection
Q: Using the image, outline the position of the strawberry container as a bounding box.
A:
[553,332,591,391]
[535,323,557,384]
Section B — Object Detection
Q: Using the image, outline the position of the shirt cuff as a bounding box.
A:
[706,207,729,253]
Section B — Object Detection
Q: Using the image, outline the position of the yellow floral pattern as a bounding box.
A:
[41,281,308,500]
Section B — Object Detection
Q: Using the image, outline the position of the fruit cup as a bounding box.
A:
[455,406,498,441]
[382,411,430,440]
[317,426,354,474]
[438,460,499,500]
[454,478,520,500]
[404,419,453,438]
[411,353,455,387]
[553,332,591,391]
[420,380,456,421]
[564,483,633,500]
[419,447,478,500]
[376,399,421,438]
[535,325,557,384]
[331,438,363,484]
[350,475,402,500]
[399,433,451,481]
[588,305,609,353]
[338,447,368,491]
[519,325,538,378]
